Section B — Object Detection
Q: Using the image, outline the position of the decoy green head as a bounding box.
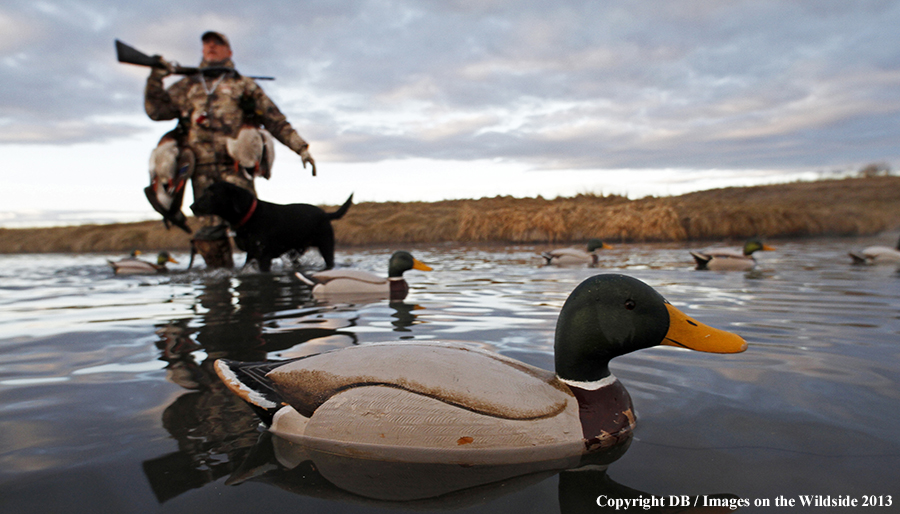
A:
[587,239,613,252]
[554,274,747,383]
[743,238,775,256]
[157,251,178,266]
[387,251,432,278]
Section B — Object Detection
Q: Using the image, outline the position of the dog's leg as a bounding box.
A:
[318,230,337,270]
[319,243,335,270]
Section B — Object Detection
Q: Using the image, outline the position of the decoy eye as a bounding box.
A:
[624,299,636,310]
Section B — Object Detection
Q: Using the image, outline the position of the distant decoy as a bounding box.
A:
[108,251,178,275]
[849,235,900,265]
[690,237,775,271]
[541,239,613,266]
[295,251,432,300]
[215,274,747,465]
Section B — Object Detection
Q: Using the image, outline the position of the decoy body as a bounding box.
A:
[849,235,900,265]
[541,239,613,266]
[108,251,178,275]
[295,251,432,300]
[226,125,275,181]
[690,238,775,271]
[216,274,746,465]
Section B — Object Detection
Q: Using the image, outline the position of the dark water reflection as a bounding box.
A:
[1,236,899,513]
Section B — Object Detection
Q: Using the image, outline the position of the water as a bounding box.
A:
[1,237,898,513]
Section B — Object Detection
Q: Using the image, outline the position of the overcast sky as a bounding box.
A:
[2,0,899,227]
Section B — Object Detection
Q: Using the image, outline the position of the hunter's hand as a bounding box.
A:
[300,148,317,176]
[151,55,175,77]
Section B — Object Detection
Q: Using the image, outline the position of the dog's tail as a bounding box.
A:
[328,193,354,220]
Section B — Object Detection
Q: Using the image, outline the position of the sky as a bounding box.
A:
[1,0,899,228]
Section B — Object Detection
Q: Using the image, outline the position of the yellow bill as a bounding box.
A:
[661,303,747,353]
[413,258,433,272]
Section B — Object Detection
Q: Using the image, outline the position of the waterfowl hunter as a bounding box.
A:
[541,239,614,266]
[216,274,746,465]
[690,237,775,271]
[108,251,178,275]
[295,251,432,300]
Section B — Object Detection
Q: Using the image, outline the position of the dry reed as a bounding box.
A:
[2,176,899,254]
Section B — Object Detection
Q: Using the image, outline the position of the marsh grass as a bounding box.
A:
[2,176,899,254]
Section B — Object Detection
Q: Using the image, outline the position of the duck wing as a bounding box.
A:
[108,259,161,275]
[543,248,589,259]
[268,342,570,420]
[310,269,387,285]
[691,248,754,270]
[861,246,900,263]
[701,247,746,259]
[541,248,592,265]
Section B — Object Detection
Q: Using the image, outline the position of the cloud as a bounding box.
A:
[1,0,899,173]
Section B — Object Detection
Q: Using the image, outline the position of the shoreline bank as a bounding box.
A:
[2,176,899,254]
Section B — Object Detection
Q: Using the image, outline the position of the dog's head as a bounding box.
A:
[190,181,255,224]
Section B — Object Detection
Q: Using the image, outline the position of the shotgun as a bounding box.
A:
[114,39,274,80]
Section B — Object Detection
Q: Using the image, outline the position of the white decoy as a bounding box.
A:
[215,274,747,466]
[849,235,900,265]
[108,251,178,275]
[295,251,432,300]
[540,239,613,266]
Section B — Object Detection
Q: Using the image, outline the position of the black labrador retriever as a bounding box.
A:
[190,181,353,271]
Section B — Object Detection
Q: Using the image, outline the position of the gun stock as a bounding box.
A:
[115,39,200,74]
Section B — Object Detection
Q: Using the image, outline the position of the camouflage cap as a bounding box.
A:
[201,31,230,48]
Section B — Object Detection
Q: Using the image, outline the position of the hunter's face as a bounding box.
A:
[202,39,232,62]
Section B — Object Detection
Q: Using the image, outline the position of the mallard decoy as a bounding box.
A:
[108,251,178,275]
[216,274,746,465]
[690,237,775,271]
[849,235,900,265]
[540,239,613,266]
[295,251,432,300]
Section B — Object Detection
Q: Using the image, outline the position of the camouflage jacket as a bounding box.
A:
[144,59,308,169]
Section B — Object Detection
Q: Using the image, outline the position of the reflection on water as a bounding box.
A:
[141,272,430,503]
[1,237,899,513]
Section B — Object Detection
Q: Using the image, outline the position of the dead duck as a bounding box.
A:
[226,125,276,181]
[145,124,193,234]
[295,251,432,300]
[215,274,746,465]
[690,238,775,271]
[849,235,900,265]
[540,239,614,266]
[108,251,178,275]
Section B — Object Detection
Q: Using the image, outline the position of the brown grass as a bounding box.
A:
[2,176,899,254]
